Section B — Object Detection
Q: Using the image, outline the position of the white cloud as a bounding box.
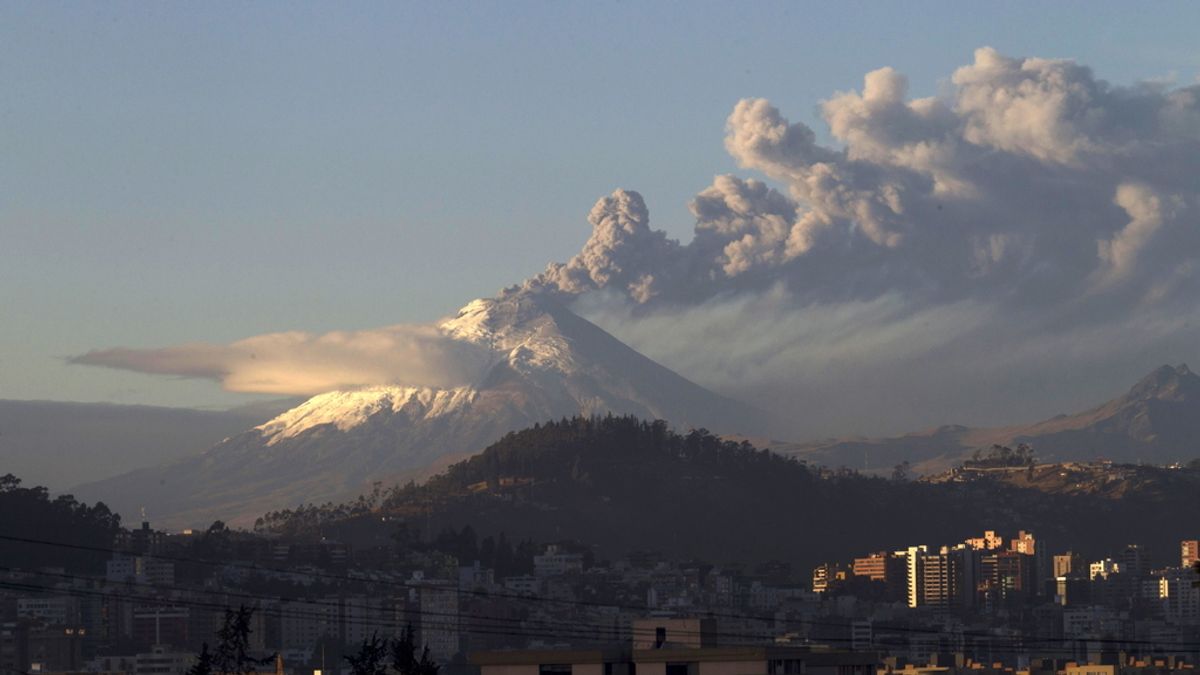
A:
[71,324,491,396]
[74,47,1200,436]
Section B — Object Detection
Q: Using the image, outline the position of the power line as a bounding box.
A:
[1,533,1196,655]
[3,575,1183,660]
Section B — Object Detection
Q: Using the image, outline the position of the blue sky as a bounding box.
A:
[4,1,1199,408]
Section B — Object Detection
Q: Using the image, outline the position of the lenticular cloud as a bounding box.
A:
[71,325,491,396]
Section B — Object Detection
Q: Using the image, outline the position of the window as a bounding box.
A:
[666,662,693,675]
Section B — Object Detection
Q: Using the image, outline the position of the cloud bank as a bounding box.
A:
[71,325,490,396]
[74,48,1200,435]
[528,48,1199,311]
[527,47,1200,432]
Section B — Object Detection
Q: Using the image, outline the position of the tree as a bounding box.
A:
[345,634,390,675]
[416,647,440,675]
[188,643,216,675]
[211,606,274,675]
[391,626,438,675]
[390,626,419,675]
[891,461,911,482]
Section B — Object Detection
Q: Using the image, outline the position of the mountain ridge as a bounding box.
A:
[72,290,770,528]
[260,415,1200,571]
[773,363,1200,474]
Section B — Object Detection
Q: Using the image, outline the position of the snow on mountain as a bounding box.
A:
[73,290,769,528]
[255,387,478,445]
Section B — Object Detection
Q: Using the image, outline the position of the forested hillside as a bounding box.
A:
[257,416,1200,570]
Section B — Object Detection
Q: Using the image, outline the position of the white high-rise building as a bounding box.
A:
[904,545,928,608]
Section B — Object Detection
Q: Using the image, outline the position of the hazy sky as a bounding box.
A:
[5,2,1200,422]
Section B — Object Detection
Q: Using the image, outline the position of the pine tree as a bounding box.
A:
[211,606,274,675]
[345,634,390,675]
[188,643,215,675]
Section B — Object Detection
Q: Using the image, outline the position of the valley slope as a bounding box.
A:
[73,291,769,528]
[772,364,1200,475]
[262,416,1200,571]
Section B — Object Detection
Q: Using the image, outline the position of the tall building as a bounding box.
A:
[916,547,964,610]
[1181,540,1199,569]
[26,623,86,672]
[533,545,584,577]
[965,531,1004,551]
[979,550,1034,606]
[16,597,80,626]
[631,618,716,650]
[904,546,928,608]
[1159,567,1200,624]
[1120,544,1149,579]
[1089,558,1121,580]
[852,551,906,600]
[852,552,890,581]
[812,563,850,594]
[1054,552,1085,579]
[1010,531,1037,555]
[279,598,338,651]
[132,605,190,649]
[415,580,460,663]
[343,595,395,648]
[107,553,175,586]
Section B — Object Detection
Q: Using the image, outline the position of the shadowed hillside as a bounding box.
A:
[775,364,1200,475]
[258,416,1200,571]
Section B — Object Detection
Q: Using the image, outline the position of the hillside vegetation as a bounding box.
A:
[258,416,1200,570]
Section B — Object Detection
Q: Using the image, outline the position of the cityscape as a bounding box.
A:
[4,5,1200,675]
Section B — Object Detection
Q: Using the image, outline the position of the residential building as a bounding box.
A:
[470,646,879,675]
[1158,567,1200,625]
[631,618,716,650]
[534,546,585,577]
[16,597,80,626]
[132,605,190,649]
[1090,559,1121,581]
[964,531,1004,551]
[26,623,86,672]
[812,563,850,594]
[1055,552,1085,579]
[415,579,460,663]
[1181,540,1199,569]
[905,546,928,609]
[920,547,973,612]
[134,644,196,675]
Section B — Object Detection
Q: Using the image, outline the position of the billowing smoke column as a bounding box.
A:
[522,47,1200,433]
[528,47,1200,313]
[72,48,1200,434]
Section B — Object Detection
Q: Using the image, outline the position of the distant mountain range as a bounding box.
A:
[34,302,1200,533]
[0,399,293,491]
[72,291,768,528]
[268,416,1200,571]
[768,363,1200,475]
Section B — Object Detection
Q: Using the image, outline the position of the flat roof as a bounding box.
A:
[471,649,630,666]
[634,647,877,665]
[471,647,878,667]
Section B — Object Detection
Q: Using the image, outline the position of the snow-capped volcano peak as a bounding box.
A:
[252,293,589,446]
[439,292,580,375]
[255,385,477,445]
[82,291,768,527]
